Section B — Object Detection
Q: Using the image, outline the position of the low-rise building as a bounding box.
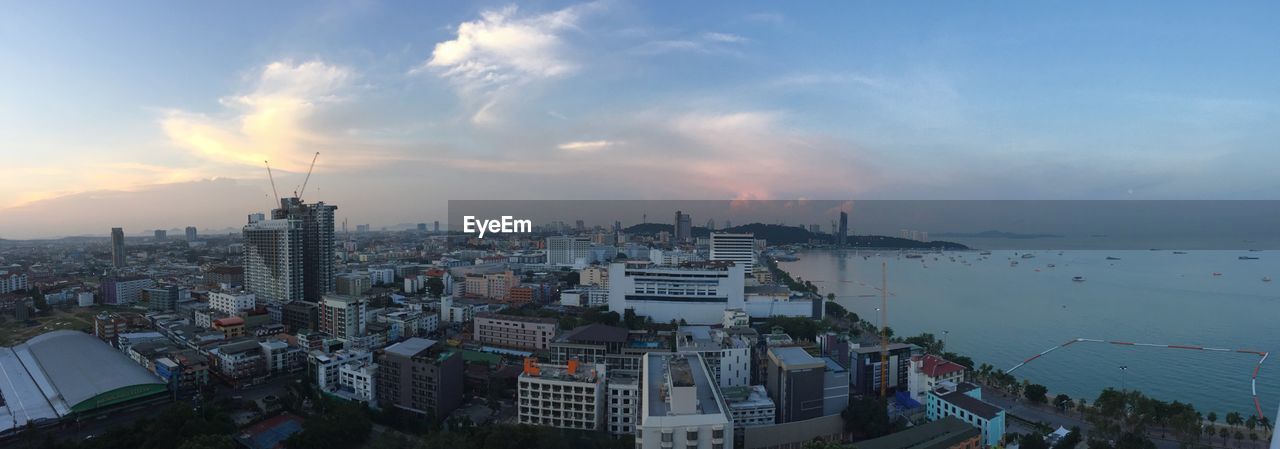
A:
[209,290,256,315]
[518,358,607,431]
[909,354,967,403]
[926,382,1006,447]
[676,326,752,388]
[473,313,558,350]
[722,385,776,429]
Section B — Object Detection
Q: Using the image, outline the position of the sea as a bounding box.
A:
[779,249,1279,420]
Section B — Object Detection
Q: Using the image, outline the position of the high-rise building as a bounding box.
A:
[272,198,337,301]
[417,223,427,232]
[110,227,126,268]
[547,236,591,266]
[709,233,756,273]
[765,346,849,423]
[376,338,464,419]
[185,226,198,241]
[154,229,167,241]
[836,211,848,247]
[433,221,440,232]
[673,211,692,242]
[243,218,303,303]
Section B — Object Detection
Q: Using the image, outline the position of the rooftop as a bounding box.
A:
[769,346,825,370]
[474,312,558,325]
[916,354,966,378]
[645,353,724,418]
[384,337,438,358]
[858,416,980,449]
[932,382,1002,420]
[556,323,629,344]
[852,343,918,354]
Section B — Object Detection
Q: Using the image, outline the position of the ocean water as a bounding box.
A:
[779,249,1280,420]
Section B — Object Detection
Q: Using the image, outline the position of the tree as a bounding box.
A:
[802,440,854,449]
[824,300,849,319]
[1220,427,1230,446]
[1020,433,1050,449]
[1228,412,1244,430]
[1077,398,1088,418]
[1024,383,1049,404]
[1235,430,1244,448]
[842,396,893,440]
[176,435,236,449]
[1209,412,1219,428]
[1053,394,1072,411]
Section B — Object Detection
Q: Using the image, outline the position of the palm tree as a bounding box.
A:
[1249,432,1258,449]
[1209,412,1219,430]
[1228,412,1243,430]
[1220,427,1230,446]
[1077,398,1087,419]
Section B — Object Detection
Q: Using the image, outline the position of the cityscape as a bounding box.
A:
[2,3,1279,449]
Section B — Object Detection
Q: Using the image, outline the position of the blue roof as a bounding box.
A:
[895,391,922,409]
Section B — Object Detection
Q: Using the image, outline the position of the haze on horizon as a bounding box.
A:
[2,1,1279,239]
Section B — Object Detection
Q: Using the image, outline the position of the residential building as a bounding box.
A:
[320,294,367,345]
[310,350,374,391]
[211,339,265,385]
[271,197,338,301]
[260,339,304,375]
[212,317,246,338]
[547,236,591,266]
[209,290,257,315]
[154,229,167,240]
[606,370,641,436]
[851,344,921,397]
[93,312,128,342]
[335,273,371,296]
[0,271,28,294]
[709,233,757,273]
[336,359,378,405]
[185,226,198,241]
[517,358,607,431]
[376,338,464,419]
[101,275,155,305]
[909,354,967,403]
[607,261,746,325]
[766,347,827,423]
[637,352,733,449]
[282,301,319,332]
[675,326,751,388]
[473,313,558,350]
[581,265,608,288]
[243,218,304,303]
[926,382,1006,447]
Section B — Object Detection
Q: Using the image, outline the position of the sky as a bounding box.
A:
[1,1,1278,238]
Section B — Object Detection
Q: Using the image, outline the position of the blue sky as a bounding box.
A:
[1,1,1278,238]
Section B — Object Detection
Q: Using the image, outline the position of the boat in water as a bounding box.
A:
[1239,256,1260,260]
[1106,256,1121,260]
[1021,253,1036,259]
[979,251,992,256]
[1072,276,1085,282]
[1047,264,1056,268]
[1264,277,1272,282]
[905,254,924,259]
[1213,272,1223,276]
[1173,251,1188,254]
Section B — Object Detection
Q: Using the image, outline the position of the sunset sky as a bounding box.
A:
[2,1,1278,238]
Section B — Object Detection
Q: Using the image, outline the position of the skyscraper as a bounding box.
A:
[710,232,757,273]
[271,197,337,301]
[836,211,848,247]
[185,226,198,241]
[154,229,167,241]
[110,227,125,268]
[673,210,692,242]
[243,217,303,303]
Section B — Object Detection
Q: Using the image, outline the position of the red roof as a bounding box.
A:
[213,316,245,326]
[917,354,965,378]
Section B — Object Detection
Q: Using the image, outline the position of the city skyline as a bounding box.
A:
[4,1,1280,239]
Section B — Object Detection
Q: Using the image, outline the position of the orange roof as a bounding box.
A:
[213,316,245,326]
[916,354,965,378]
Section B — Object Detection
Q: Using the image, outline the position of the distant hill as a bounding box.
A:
[932,230,1063,239]
[622,222,968,249]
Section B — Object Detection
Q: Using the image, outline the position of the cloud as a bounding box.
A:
[417,4,591,124]
[633,30,749,56]
[558,140,619,152]
[160,59,399,173]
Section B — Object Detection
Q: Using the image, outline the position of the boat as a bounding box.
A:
[1173,251,1187,254]
[905,254,923,259]
[1072,276,1085,282]
[1021,253,1036,259]
[1213,272,1223,276]
[1264,277,1272,282]
[1239,256,1260,260]
[1047,264,1056,268]
[1106,256,1121,260]
[979,251,992,256]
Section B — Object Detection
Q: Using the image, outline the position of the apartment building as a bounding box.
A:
[517,358,607,431]
[473,313,558,350]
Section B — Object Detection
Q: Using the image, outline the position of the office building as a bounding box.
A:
[764,346,849,421]
[547,236,592,266]
[518,358,607,431]
[607,261,746,325]
[209,290,257,316]
[110,227,126,268]
[709,233,757,273]
[473,313,558,350]
[243,218,304,303]
[673,211,693,242]
[851,343,921,397]
[675,326,751,388]
[926,382,1006,447]
[185,226,198,241]
[375,338,464,419]
[637,353,733,449]
[320,295,367,345]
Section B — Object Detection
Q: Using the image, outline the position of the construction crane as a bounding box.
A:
[295,152,319,200]
[880,261,890,398]
[264,160,280,206]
